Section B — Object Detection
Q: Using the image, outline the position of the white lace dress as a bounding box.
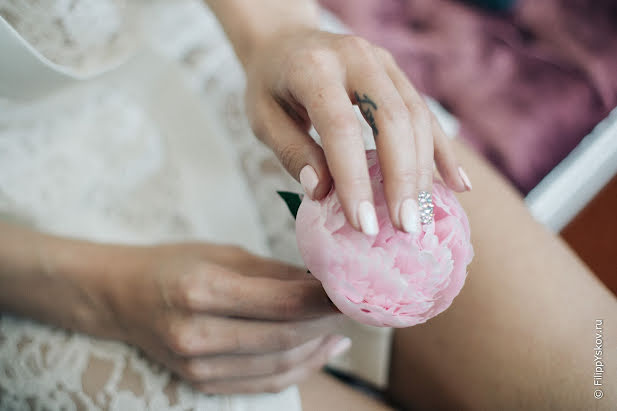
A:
[0,1,459,409]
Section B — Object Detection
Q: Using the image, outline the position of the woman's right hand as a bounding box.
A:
[102,243,348,394]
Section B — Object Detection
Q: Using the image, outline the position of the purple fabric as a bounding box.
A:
[320,0,617,193]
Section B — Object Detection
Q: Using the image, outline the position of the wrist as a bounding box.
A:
[35,236,119,338]
[68,242,154,342]
[34,235,153,342]
[0,224,124,339]
[205,0,319,68]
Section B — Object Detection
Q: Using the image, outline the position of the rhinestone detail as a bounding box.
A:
[418,191,434,224]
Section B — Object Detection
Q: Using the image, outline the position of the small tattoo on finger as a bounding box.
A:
[354,91,379,136]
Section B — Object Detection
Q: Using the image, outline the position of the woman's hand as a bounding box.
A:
[244,29,471,235]
[103,243,347,394]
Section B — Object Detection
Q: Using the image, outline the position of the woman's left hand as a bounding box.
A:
[244,29,470,235]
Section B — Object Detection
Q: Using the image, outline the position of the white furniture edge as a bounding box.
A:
[526,106,617,232]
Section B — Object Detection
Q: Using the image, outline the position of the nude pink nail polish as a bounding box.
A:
[458,166,473,191]
[299,165,319,199]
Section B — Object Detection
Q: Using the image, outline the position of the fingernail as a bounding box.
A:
[299,165,319,199]
[400,198,420,233]
[357,201,379,236]
[458,166,472,191]
[329,337,352,359]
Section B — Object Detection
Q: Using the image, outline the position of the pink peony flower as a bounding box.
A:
[296,150,474,327]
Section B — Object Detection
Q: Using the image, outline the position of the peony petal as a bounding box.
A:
[296,150,473,328]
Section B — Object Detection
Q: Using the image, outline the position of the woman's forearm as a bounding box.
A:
[203,0,319,67]
[0,221,135,340]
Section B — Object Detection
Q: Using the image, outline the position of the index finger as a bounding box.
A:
[297,80,378,236]
[173,266,337,321]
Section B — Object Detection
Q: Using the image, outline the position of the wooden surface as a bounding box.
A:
[561,174,617,295]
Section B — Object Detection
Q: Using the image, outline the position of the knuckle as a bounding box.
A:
[342,175,371,193]
[225,328,243,353]
[263,380,287,394]
[176,267,214,311]
[181,360,206,381]
[387,169,417,184]
[384,109,412,133]
[408,100,427,115]
[408,102,431,126]
[275,142,306,175]
[165,320,195,355]
[338,35,373,56]
[177,277,200,311]
[277,352,299,373]
[375,46,395,64]
[416,165,434,182]
[277,292,308,319]
[374,95,408,122]
[295,47,334,75]
[330,118,362,141]
[271,327,301,351]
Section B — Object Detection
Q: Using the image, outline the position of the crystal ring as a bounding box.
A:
[418,191,434,225]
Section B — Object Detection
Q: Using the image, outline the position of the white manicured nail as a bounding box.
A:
[357,201,379,236]
[329,337,352,359]
[458,166,472,191]
[400,198,420,233]
[299,165,319,199]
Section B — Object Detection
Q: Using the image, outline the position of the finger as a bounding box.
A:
[171,265,336,320]
[163,314,342,356]
[382,56,434,195]
[194,335,351,395]
[344,45,418,234]
[182,244,311,281]
[432,116,470,192]
[252,92,333,200]
[234,254,313,281]
[179,337,325,381]
[291,67,376,236]
[382,49,467,193]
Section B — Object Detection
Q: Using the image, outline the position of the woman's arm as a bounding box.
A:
[0,221,132,339]
[0,221,345,393]
[204,0,319,67]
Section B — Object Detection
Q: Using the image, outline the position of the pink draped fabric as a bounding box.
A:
[320,0,617,193]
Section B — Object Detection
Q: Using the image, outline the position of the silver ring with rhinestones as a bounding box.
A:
[418,191,434,225]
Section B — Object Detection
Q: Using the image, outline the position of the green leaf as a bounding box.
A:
[277,191,303,220]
